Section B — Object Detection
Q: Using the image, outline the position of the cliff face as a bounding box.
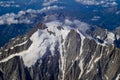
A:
[0,21,120,80]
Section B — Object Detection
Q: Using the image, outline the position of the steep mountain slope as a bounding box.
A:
[0,20,120,80]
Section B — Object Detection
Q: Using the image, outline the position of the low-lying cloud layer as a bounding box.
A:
[0,5,63,25]
[43,0,58,6]
[75,0,117,7]
[0,1,19,7]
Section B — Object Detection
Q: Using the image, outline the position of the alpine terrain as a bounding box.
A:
[0,0,120,80]
[0,19,120,80]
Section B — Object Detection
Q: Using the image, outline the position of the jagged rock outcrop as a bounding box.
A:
[0,21,120,80]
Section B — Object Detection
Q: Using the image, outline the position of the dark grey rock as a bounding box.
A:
[0,23,120,80]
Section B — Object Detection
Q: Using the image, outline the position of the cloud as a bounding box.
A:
[73,19,89,32]
[75,0,118,7]
[0,4,64,25]
[0,1,19,8]
[76,0,97,5]
[91,16,101,21]
[40,5,64,12]
[42,0,58,6]
[0,13,18,25]
[0,10,35,25]
[45,19,89,33]
[6,17,18,25]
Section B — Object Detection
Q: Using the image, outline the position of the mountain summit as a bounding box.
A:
[0,20,120,80]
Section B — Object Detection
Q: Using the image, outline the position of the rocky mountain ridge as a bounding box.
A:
[0,20,120,80]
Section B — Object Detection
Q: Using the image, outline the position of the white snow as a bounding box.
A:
[77,29,85,55]
[86,59,94,74]
[60,41,67,80]
[105,74,109,80]
[0,52,2,55]
[106,48,110,55]
[64,29,86,79]
[16,38,20,41]
[116,35,120,40]
[77,30,85,78]
[16,40,28,46]
[78,59,84,79]
[10,40,28,49]
[86,45,98,74]
[116,73,120,80]
[112,60,115,63]
[94,47,103,63]
[45,20,88,80]
[0,19,89,69]
[106,32,115,44]
[107,32,115,40]
[97,36,101,39]
[75,29,86,79]
[94,53,102,63]
[21,21,70,67]
[0,20,66,67]
[10,47,14,49]
[87,63,94,73]
[74,29,86,79]
[0,20,71,68]
[0,54,19,63]
[4,49,8,52]
[96,68,98,72]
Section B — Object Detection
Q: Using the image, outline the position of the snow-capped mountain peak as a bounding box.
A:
[0,20,120,80]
